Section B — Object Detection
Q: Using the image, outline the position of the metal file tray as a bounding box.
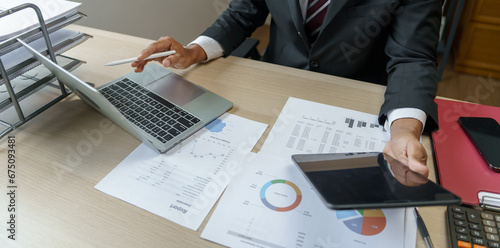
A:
[0,55,83,133]
[0,29,91,85]
[0,3,88,138]
[0,0,82,42]
[0,12,86,55]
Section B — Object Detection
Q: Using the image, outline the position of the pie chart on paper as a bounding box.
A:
[336,209,386,236]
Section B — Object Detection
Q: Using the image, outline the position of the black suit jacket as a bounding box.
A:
[201,0,442,131]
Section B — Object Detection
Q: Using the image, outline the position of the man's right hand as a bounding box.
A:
[132,36,207,72]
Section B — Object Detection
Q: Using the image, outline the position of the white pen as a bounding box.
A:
[104,50,177,66]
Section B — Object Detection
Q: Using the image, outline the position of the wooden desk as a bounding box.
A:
[0,25,448,247]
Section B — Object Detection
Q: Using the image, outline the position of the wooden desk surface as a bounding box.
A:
[0,25,448,247]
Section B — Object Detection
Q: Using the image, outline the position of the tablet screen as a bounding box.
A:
[291,152,461,210]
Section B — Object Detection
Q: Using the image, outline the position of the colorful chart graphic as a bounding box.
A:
[336,209,386,236]
[260,180,302,212]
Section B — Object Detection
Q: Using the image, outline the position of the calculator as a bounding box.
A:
[447,205,500,248]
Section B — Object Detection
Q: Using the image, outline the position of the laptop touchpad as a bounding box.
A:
[145,73,205,106]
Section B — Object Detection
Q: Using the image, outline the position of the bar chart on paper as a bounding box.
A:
[260,98,390,157]
[201,154,407,248]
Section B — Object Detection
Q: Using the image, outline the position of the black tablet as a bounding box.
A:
[291,152,461,210]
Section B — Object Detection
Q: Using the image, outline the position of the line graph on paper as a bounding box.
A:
[173,117,235,159]
[134,117,236,198]
[176,137,230,159]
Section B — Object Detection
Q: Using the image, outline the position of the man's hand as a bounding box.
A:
[132,36,207,72]
[383,153,429,187]
[383,118,430,178]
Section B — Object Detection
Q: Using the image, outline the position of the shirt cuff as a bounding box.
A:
[384,108,427,134]
[187,35,224,62]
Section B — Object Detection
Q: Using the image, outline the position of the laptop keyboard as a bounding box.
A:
[99,78,200,144]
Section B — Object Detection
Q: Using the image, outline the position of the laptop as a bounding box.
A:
[18,38,233,153]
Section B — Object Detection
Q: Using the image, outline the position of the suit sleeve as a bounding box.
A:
[379,0,443,132]
[201,0,269,56]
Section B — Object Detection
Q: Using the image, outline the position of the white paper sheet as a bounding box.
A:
[260,97,390,156]
[201,154,408,248]
[0,0,81,41]
[203,97,417,248]
[95,113,268,230]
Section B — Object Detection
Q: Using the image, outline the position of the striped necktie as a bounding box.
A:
[305,0,330,43]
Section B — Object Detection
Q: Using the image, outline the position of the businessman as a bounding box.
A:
[132,0,443,179]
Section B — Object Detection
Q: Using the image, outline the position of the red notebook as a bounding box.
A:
[432,98,500,206]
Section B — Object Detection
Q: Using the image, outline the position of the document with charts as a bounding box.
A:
[201,154,409,248]
[259,97,390,157]
[202,97,417,248]
[95,113,267,230]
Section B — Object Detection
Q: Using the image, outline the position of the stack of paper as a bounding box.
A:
[0,0,81,42]
[0,28,90,85]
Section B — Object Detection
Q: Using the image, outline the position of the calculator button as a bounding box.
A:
[471,230,483,237]
[483,220,496,227]
[458,234,470,241]
[489,241,500,248]
[455,213,466,220]
[486,233,500,241]
[472,237,486,245]
[457,240,471,248]
[495,215,500,222]
[456,227,468,234]
[454,206,467,214]
[469,223,481,230]
[485,226,498,234]
[468,212,481,223]
[456,220,468,227]
[481,213,494,220]
[472,244,486,248]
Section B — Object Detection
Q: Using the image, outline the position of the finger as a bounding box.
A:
[407,144,429,178]
[163,54,189,69]
[408,157,429,178]
[133,60,147,72]
[137,47,154,61]
[383,141,395,159]
[405,170,429,186]
[386,142,410,167]
[137,42,165,61]
[134,64,144,73]
[162,57,172,68]
[131,60,142,68]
